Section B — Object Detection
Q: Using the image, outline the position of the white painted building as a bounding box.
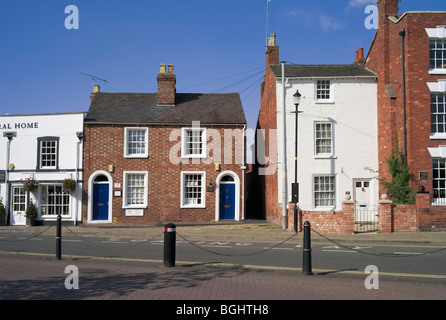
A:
[0,112,84,225]
[272,64,378,213]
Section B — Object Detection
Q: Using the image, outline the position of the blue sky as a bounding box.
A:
[0,0,444,148]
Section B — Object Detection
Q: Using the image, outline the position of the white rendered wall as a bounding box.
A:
[0,112,84,223]
[275,78,378,211]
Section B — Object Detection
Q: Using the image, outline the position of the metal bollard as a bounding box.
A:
[56,213,62,260]
[163,223,176,267]
[302,221,312,275]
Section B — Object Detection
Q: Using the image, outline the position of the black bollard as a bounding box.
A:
[56,213,62,260]
[163,223,176,267]
[302,221,312,275]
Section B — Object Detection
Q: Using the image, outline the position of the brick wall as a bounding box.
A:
[82,124,245,224]
[366,2,446,197]
[255,41,280,222]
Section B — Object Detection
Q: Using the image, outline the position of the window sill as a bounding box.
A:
[124,155,149,159]
[314,155,337,159]
[429,69,446,75]
[181,205,206,209]
[430,134,446,140]
[313,206,336,211]
[122,205,147,210]
[314,100,335,105]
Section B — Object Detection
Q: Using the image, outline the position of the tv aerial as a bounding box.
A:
[80,72,108,85]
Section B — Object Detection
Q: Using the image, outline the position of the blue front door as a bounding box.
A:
[93,183,109,220]
[220,184,235,220]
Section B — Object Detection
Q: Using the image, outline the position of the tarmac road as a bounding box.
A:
[0,221,445,302]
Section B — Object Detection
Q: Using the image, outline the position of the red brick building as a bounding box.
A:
[82,64,247,224]
[366,0,446,204]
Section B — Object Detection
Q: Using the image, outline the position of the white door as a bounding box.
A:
[355,180,371,207]
[11,186,27,226]
[354,179,377,223]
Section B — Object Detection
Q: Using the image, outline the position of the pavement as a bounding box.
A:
[1,220,446,301]
[2,219,446,246]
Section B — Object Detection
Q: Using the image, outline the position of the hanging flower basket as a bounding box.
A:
[22,177,39,192]
[62,178,76,192]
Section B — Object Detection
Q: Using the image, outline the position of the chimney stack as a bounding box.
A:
[377,0,399,26]
[90,84,100,102]
[353,48,365,65]
[266,33,279,68]
[157,63,176,106]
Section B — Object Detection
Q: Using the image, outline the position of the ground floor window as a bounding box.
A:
[314,175,335,208]
[181,171,206,208]
[123,171,148,208]
[40,185,70,216]
[432,158,446,205]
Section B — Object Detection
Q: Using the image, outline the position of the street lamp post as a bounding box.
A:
[3,132,17,226]
[291,90,302,233]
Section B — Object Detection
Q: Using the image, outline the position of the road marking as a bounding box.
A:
[202,245,232,248]
[101,241,127,244]
[323,249,356,253]
[393,252,422,255]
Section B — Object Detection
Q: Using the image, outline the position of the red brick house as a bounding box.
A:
[82,64,247,224]
[365,0,446,230]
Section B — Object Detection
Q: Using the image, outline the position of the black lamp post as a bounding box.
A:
[291,90,302,233]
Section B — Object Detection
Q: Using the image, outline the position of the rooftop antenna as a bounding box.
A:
[266,0,271,48]
[80,72,108,85]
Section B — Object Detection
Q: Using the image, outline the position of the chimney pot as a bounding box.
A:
[160,63,166,74]
[168,64,174,74]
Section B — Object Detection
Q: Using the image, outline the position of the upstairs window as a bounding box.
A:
[37,137,59,170]
[431,93,446,135]
[124,127,148,158]
[316,80,331,101]
[315,122,333,156]
[426,26,446,74]
[430,39,446,71]
[181,127,206,158]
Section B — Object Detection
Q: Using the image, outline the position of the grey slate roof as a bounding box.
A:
[84,92,247,125]
[270,64,377,79]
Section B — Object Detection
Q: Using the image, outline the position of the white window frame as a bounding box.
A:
[426,26,446,75]
[314,121,334,157]
[429,80,446,139]
[181,171,206,208]
[313,175,336,209]
[122,171,148,209]
[181,127,207,158]
[38,137,59,170]
[315,79,333,103]
[432,158,446,205]
[124,127,149,158]
[40,184,71,217]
